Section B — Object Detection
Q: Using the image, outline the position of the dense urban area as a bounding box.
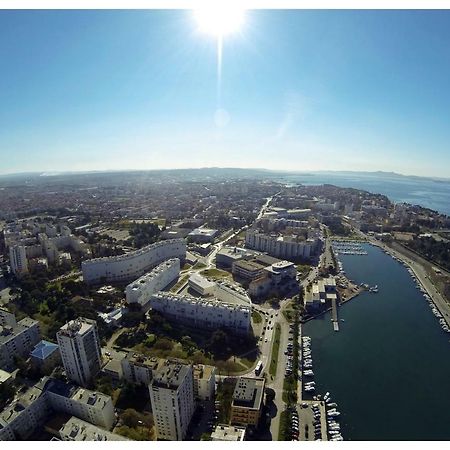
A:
[0,168,449,441]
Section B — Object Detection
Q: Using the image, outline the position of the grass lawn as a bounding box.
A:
[269,324,281,377]
[282,375,298,404]
[251,310,263,324]
[278,409,290,441]
[170,274,189,292]
[200,268,231,279]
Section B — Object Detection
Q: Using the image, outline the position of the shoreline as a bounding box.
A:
[369,240,450,329]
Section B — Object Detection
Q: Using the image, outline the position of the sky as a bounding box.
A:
[1,9,450,177]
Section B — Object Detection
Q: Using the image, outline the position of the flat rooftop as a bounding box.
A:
[232,377,265,410]
[152,362,190,390]
[211,425,246,441]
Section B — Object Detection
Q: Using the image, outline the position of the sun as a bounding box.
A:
[193,6,245,37]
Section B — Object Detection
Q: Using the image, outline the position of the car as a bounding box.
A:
[265,338,268,343]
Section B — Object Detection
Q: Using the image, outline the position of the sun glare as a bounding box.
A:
[194,7,245,37]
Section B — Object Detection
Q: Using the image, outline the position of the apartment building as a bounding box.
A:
[0,376,116,441]
[121,352,162,385]
[9,245,28,276]
[82,239,186,284]
[59,417,129,441]
[0,315,40,371]
[232,260,266,281]
[149,361,195,441]
[211,425,246,441]
[125,258,180,306]
[56,318,102,387]
[150,292,251,335]
[193,364,216,401]
[245,230,318,260]
[230,377,265,427]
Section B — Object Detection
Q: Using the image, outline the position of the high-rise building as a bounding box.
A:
[56,318,102,387]
[149,361,195,441]
[9,245,28,277]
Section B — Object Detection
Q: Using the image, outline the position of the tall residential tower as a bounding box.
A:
[56,318,102,387]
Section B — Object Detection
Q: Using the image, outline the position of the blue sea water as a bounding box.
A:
[303,244,450,440]
[277,172,450,216]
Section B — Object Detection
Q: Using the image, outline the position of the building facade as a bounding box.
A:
[245,230,318,260]
[0,316,40,371]
[150,292,251,335]
[193,364,216,401]
[149,361,195,441]
[9,245,28,277]
[82,239,186,284]
[56,318,102,387]
[230,377,265,427]
[125,258,180,306]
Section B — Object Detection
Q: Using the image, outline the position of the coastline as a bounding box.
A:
[368,239,450,329]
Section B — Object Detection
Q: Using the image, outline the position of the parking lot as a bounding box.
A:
[297,401,328,441]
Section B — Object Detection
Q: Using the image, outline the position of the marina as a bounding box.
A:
[304,243,450,440]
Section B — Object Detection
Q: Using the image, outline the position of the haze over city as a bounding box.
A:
[1,9,450,177]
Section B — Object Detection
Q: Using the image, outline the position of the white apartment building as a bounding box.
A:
[59,417,129,441]
[151,292,251,335]
[211,425,246,441]
[245,230,318,260]
[0,376,116,441]
[125,258,180,306]
[149,361,195,441]
[9,245,28,276]
[193,364,216,401]
[0,384,50,440]
[0,316,41,371]
[45,380,115,430]
[82,238,186,284]
[56,318,102,387]
[121,352,161,385]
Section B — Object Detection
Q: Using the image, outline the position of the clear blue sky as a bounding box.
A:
[1,9,450,177]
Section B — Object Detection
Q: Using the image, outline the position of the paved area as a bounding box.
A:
[297,401,328,441]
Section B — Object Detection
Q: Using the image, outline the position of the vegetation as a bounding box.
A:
[113,311,258,371]
[328,219,351,237]
[282,316,299,404]
[125,222,161,249]
[406,236,450,272]
[8,273,113,343]
[115,408,155,441]
[251,310,262,324]
[216,377,237,424]
[278,409,290,441]
[116,383,150,412]
[200,268,230,279]
[268,324,281,378]
[170,274,189,292]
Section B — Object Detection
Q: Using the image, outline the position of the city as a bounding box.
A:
[1,169,449,441]
[1,4,450,445]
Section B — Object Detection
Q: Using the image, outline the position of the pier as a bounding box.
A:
[331,298,339,332]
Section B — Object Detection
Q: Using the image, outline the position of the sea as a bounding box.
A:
[303,243,450,440]
[276,172,450,216]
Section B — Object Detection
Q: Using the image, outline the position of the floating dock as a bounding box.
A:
[331,298,339,332]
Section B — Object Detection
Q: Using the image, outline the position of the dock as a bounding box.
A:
[331,298,339,332]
